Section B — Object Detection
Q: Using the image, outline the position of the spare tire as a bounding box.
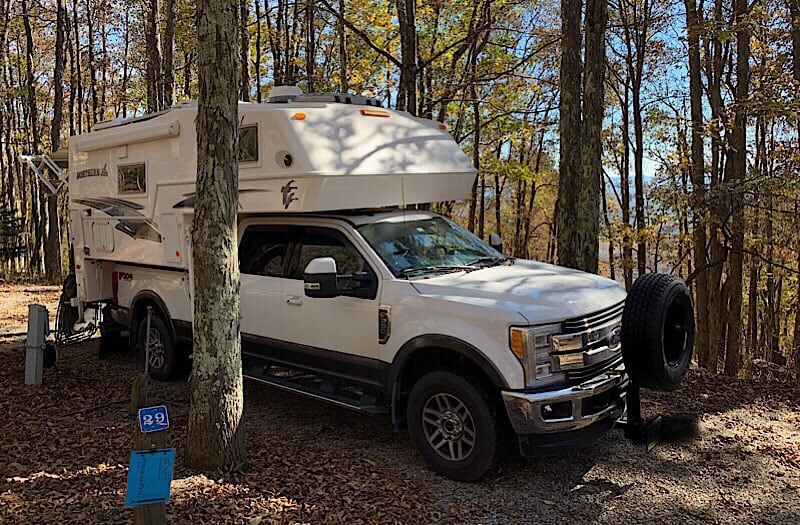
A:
[621,273,695,391]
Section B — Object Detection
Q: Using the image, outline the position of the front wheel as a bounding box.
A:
[136,315,176,381]
[407,371,505,482]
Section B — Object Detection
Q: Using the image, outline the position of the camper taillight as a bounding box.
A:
[111,271,119,306]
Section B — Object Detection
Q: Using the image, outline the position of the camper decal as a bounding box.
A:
[74,198,162,243]
[281,180,298,209]
[172,189,269,209]
[76,164,108,179]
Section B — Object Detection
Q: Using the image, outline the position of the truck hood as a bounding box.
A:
[409,259,627,324]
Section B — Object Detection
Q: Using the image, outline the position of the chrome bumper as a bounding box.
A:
[502,369,628,434]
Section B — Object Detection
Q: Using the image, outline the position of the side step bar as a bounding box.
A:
[243,362,389,416]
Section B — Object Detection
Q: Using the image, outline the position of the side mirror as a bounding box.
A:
[303,257,339,298]
[488,233,503,253]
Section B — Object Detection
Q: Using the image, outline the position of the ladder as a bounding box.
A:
[19,153,68,194]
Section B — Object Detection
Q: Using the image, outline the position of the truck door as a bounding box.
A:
[238,224,296,356]
[281,226,381,363]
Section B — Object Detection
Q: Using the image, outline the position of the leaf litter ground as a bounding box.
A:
[0,285,799,523]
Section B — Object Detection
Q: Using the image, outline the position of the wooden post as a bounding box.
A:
[131,307,167,524]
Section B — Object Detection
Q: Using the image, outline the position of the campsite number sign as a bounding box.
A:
[138,405,169,433]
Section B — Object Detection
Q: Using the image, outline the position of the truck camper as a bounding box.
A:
[49,87,695,481]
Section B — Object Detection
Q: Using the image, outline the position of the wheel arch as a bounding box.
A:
[388,335,509,425]
[129,290,176,344]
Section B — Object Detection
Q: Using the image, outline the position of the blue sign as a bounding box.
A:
[125,448,175,507]
[138,405,169,433]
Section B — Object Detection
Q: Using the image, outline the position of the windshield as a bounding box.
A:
[357,216,503,277]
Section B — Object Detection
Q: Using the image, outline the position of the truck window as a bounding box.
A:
[118,163,146,194]
[239,125,258,162]
[239,226,292,277]
[293,228,367,280]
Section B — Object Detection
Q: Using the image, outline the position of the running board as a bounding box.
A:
[243,364,389,416]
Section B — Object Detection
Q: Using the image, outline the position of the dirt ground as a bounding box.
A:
[0,287,799,524]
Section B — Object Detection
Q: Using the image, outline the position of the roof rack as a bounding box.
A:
[267,85,382,107]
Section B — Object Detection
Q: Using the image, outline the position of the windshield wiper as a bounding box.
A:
[466,256,514,267]
[399,265,475,278]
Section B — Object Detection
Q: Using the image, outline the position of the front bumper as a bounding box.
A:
[501,367,628,435]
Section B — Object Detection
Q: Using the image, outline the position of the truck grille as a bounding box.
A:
[548,300,625,383]
[562,301,625,333]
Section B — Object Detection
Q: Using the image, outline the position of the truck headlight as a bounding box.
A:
[509,324,562,386]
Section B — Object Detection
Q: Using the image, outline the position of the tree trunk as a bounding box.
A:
[620,78,633,289]
[254,0,262,102]
[556,0,582,269]
[602,175,615,280]
[85,0,99,124]
[186,0,245,470]
[145,0,162,113]
[577,0,606,274]
[72,0,83,133]
[723,0,749,377]
[794,199,800,377]
[685,0,710,369]
[162,0,176,108]
[305,0,315,91]
[46,0,66,283]
[337,0,348,92]
[240,0,250,100]
[396,0,417,113]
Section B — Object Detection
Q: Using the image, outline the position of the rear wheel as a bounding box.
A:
[407,371,505,481]
[136,315,176,381]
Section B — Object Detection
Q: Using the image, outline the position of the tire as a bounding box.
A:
[407,371,505,482]
[621,273,695,391]
[136,314,176,381]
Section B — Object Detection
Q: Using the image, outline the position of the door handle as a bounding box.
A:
[284,295,302,306]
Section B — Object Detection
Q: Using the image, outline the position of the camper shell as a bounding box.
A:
[68,98,476,303]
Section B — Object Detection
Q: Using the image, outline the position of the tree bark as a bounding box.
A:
[71,0,83,133]
[723,0,749,377]
[305,0,315,91]
[556,0,582,269]
[337,0,348,91]
[685,0,710,369]
[85,0,99,124]
[45,0,66,283]
[396,0,417,113]
[577,0,606,274]
[186,0,245,470]
[254,0,262,102]
[144,0,162,113]
[162,0,176,108]
[240,0,250,100]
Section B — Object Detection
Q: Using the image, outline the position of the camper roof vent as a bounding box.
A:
[268,85,304,103]
[268,86,382,108]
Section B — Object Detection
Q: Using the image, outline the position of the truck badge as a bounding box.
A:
[281,179,298,209]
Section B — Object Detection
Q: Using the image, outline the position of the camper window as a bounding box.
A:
[239,126,258,162]
[118,163,146,194]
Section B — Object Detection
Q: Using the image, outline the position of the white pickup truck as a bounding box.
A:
[94,209,694,481]
[52,93,693,481]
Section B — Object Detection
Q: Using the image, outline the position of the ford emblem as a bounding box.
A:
[608,326,622,349]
